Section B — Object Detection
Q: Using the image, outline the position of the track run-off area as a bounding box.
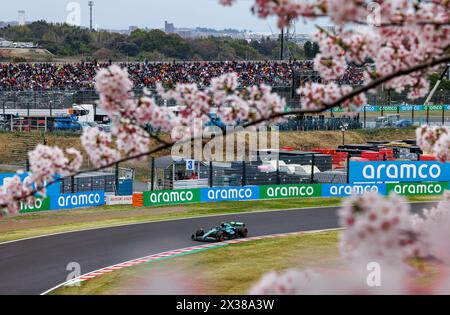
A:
[0,202,438,295]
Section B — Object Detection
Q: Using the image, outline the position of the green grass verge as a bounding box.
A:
[0,196,440,244]
[51,230,341,295]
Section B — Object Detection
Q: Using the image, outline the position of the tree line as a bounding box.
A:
[0,21,321,62]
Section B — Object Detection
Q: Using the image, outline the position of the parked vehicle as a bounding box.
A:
[53,116,81,132]
[394,119,413,128]
[375,114,401,128]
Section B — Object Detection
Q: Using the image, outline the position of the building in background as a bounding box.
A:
[129,26,139,33]
[165,21,175,33]
[176,29,192,38]
[18,10,26,26]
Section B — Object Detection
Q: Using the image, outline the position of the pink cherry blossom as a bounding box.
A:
[297,82,367,114]
[412,192,450,263]
[81,127,121,168]
[250,262,407,295]
[338,191,417,267]
[416,126,450,162]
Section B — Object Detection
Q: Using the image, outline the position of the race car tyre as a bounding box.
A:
[216,231,225,242]
[195,229,205,237]
[237,227,248,238]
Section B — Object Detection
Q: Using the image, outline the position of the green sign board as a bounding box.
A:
[143,188,201,206]
[386,182,449,196]
[259,184,322,199]
[20,197,51,213]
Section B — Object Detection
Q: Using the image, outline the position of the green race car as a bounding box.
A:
[191,222,248,242]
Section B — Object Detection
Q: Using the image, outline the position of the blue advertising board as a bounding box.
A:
[1,173,106,212]
[322,183,386,197]
[51,191,105,210]
[200,186,260,202]
[349,161,450,183]
[0,173,61,197]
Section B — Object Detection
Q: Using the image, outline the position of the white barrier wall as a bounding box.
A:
[105,195,133,206]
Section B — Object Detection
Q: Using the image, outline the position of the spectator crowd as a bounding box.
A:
[0,60,365,91]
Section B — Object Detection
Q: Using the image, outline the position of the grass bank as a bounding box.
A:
[0,128,417,181]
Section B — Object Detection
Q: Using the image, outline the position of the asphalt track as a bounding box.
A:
[0,202,437,295]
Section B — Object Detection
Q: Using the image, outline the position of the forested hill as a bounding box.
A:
[0,21,316,61]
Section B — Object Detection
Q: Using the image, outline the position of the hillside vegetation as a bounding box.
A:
[0,128,417,167]
[0,21,306,62]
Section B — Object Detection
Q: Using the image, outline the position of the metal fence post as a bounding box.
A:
[241,161,246,187]
[70,176,75,194]
[276,158,280,185]
[346,154,351,184]
[209,161,213,188]
[443,105,445,126]
[363,105,366,129]
[310,154,315,184]
[115,162,120,196]
[150,157,155,191]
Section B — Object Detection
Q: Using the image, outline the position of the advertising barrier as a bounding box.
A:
[386,182,449,196]
[321,184,386,197]
[0,173,61,197]
[1,173,107,213]
[349,161,450,183]
[143,189,201,207]
[105,195,133,206]
[1,172,449,213]
[51,191,105,210]
[332,104,450,112]
[138,181,448,208]
[201,186,260,202]
[20,198,51,213]
[260,184,321,199]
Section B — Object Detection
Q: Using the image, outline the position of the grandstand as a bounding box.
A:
[0,61,449,131]
[0,60,365,91]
